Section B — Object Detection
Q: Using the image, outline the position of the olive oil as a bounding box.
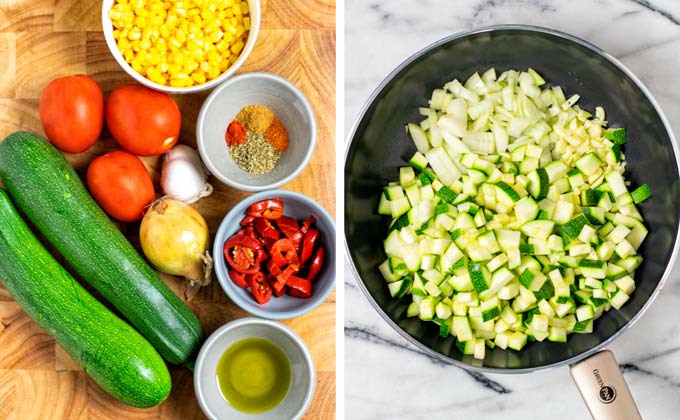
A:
[216,338,291,413]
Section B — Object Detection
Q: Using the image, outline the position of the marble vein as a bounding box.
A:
[346,324,512,394]
[630,0,680,25]
[620,363,680,388]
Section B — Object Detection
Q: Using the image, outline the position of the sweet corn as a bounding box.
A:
[109,0,249,86]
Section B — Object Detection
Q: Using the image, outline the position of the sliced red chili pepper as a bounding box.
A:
[287,276,312,299]
[254,217,280,240]
[224,234,264,274]
[246,272,272,304]
[275,215,302,240]
[242,225,258,239]
[307,246,324,282]
[240,215,256,226]
[300,228,319,265]
[266,274,286,297]
[264,237,278,252]
[228,268,248,288]
[247,199,284,219]
[270,238,300,269]
[276,264,298,285]
[267,259,283,277]
[301,215,316,234]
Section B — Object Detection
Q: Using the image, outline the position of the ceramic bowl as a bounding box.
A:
[194,318,315,420]
[214,190,335,319]
[101,0,261,93]
[196,72,317,192]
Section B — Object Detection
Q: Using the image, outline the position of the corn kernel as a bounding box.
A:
[207,67,220,79]
[210,30,223,43]
[131,60,143,72]
[230,40,243,54]
[128,28,141,40]
[244,17,250,30]
[192,72,207,84]
[232,4,241,15]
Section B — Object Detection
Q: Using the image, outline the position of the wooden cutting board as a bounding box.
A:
[0,0,336,418]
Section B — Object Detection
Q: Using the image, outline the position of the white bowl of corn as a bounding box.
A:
[102,0,260,93]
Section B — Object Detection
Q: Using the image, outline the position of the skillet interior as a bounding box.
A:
[344,27,680,371]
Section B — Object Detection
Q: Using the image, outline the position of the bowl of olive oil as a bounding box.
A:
[194,318,316,420]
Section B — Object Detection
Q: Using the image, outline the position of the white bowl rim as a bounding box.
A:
[193,317,316,420]
[196,72,318,192]
[101,0,261,94]
[213,189,336,319]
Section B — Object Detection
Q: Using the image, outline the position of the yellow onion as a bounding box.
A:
[140,197,212,300]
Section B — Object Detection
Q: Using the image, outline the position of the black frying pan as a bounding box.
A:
[344,25,680,419]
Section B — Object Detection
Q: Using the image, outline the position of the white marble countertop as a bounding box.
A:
[344,1,680,419]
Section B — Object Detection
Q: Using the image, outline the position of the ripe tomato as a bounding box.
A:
[39,74,103,153]
[105,84,181,156]
[87,150,155,222]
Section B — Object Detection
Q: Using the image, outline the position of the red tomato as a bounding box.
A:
[247,272,272,305]
[86,150,155,222]
[105,84,181,156]
[39,75,103,153]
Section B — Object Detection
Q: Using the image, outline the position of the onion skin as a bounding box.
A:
[140,198,212,299]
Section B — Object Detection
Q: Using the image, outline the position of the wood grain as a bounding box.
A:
[0,0,336,418]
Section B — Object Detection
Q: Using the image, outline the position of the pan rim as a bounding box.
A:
[343,24,680,374]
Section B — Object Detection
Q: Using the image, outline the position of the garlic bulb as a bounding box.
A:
[161,144,213,204]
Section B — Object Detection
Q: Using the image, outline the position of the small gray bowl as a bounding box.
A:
[214,190,335,319]
[194,318,316,420]
[197,72,317,191]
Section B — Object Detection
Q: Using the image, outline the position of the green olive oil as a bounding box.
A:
[216,338,292,413]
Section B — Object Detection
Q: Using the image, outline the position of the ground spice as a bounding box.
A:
[226,104,290,175]
[230,132,281,175]
[263,118,289,152]
[225,120,248,147]
[235,105,275,134]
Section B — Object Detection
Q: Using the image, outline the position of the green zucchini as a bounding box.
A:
[0,189,171,407]
[0,132,202,364]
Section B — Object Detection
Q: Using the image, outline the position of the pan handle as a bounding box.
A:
[570,350,642,420]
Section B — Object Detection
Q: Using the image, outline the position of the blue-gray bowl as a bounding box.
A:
[214,190,335,319]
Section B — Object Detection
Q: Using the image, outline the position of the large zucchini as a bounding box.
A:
[0,132,203,364]
[0,189,171,407]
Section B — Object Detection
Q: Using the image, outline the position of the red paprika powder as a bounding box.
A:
[225,120,247,146]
